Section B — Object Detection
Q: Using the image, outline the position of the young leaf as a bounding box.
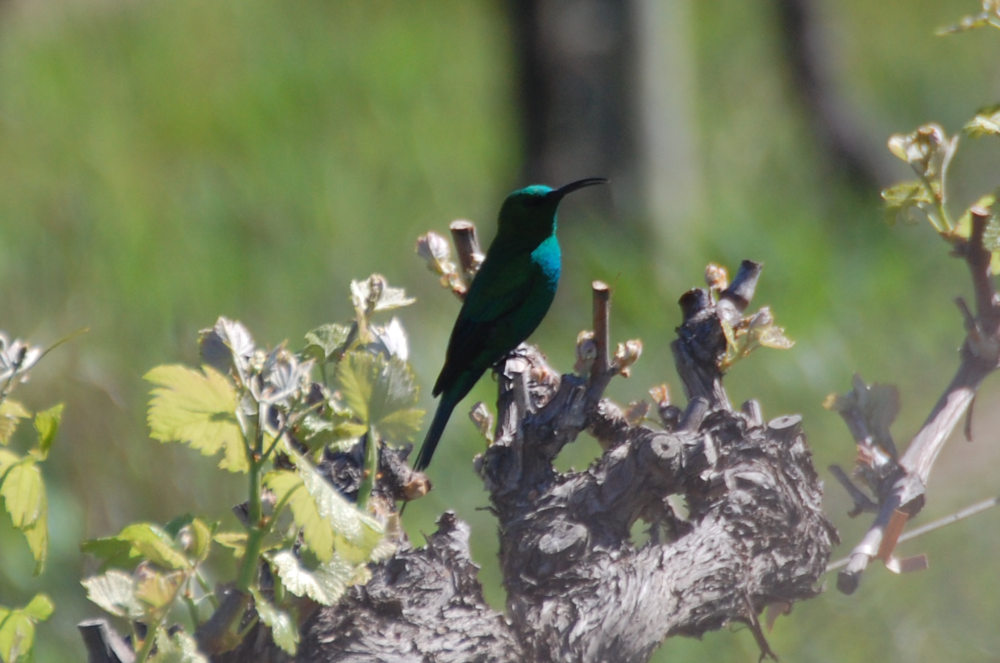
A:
[198,317,256,379]
[0,458,48,573]
[964,104,1000,137]
[150,628,210,663]
[881,180,935,225]
[264,469,334,562]
[268,549,353,605]
[250,588,299,655]
[0,334,42,386]
[21,594,54,621]
[183,518,215,563]
[257,347,312,407]
[265,453,385,565]
[369,317,410,360]
[0,594,52,663]
[212,531,248,558]
[0,448,18,477]
[32,403,63,460]
[135,569,184,610]
[350,275,415,315]
[0,459,42,526]
[83,569,144,619]
[0,400,30,445]
[83,522,190,571]
[335,352,423,443]
[145,364,248,473]
[303,323,353,364]
[295,452,384,564]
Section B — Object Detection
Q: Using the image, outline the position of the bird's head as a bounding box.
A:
[497,177,606,242]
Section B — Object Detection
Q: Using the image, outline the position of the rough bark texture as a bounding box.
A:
[290,262,835,662]
[831,209,1000,592]
[81,262,838,662]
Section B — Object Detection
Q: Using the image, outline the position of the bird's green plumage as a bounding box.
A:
[413,178,606,472]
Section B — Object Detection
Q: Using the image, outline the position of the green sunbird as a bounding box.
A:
[413,178,607,472]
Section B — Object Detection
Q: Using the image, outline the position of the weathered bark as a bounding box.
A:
[831,208,1000,593]
[81,262,837,663]
[289,263,836,662]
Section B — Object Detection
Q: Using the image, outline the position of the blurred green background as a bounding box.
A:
[1,0,999,660]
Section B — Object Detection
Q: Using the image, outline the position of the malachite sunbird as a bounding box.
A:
[413,177,607,472]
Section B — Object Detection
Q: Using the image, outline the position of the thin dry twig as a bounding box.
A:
[837,208,1000,593]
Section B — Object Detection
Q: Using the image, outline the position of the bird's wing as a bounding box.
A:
[433,252,543,396]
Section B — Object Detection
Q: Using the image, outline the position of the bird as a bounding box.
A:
[413,177,607,472]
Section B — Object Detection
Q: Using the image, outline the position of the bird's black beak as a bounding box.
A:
[550,177,608,200]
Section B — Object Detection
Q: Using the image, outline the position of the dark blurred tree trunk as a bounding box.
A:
[506,0,636,202]
[775,0,895,190]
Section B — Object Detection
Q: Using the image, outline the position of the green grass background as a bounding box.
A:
[1,1,999,660]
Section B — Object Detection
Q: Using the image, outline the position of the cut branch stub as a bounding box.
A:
[450,219,484,279]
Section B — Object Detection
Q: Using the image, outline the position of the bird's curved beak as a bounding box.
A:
[550,177,608,200]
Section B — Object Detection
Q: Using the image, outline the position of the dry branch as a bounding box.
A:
[835,208,1000,593]
[282,263,833,662]
[82,261,836,663]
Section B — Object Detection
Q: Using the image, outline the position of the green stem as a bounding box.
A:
[237,457,265,592]
[917,173,949,233]
[356,427,377,510]
[195,570,219,610]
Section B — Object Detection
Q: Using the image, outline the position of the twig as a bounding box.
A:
[591,280,611,382]
[837,208,1000,593]
[827,494,1000,573]
[449,220,483,279]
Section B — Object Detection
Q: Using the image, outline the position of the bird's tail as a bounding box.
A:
[413,395,458,472]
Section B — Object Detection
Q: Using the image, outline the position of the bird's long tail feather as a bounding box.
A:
[413,395,458,472]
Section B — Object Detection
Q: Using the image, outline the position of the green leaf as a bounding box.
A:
[303,323,353,363]
[350,275,415,314]
[265,469,334,562]
[265,454,385,565]
[369,317,410,360]
[21,594,53,621]
[21,521,48,576]
[964,104,1000,138]
[150,628,209,663]
[0,458,48,573]
[82,522,190,571]
[0,609,32,663]
[0,448,19,478]
[719,307,794,371]
[83,569,144,619]
[334,352,424,443]
[163,515,216,563]
[145,364,248,473]
[881,180,935,225]
[268,549,353,605]
[295,409,364,451]
[0,460,42,527]
[186,518,215,563]
[250,588,299,655]
[212,531,248,558]
[135,569,184,610]
[0,594,53,663]
[375,408,426,443]
[295,453,384,563]
[0,400,30,446]
[32,403,63,460]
